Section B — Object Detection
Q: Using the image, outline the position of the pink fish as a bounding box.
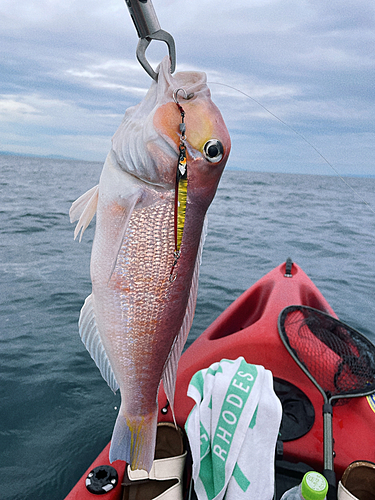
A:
[70,57,230,471]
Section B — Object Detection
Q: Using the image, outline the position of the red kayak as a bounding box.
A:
[65,260,375,499]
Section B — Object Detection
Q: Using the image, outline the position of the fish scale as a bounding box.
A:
[103,197,178,428]
[114,198,175,320]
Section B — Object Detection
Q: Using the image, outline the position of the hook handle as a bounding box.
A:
[125,0,160,39]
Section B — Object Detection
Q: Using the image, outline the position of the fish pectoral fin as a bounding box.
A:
[79,294,119,393]
[69,184,99,241]
[106,191,140,283]
[162,216,208,414]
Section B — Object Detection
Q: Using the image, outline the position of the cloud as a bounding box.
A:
[65,58,149,98]
[0,97,38,120]
[0,0,374,174]
[0,92,119,160]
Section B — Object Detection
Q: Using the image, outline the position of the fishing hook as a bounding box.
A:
[173,88,194,104]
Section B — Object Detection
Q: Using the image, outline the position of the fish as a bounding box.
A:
[69,56,231,471]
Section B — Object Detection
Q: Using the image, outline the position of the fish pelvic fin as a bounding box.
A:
[162,216,208,415]
[69,184,99,241]
[109,407,157,473]
[79,294,119,393]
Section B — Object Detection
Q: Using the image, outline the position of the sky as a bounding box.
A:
[1,0,374,175]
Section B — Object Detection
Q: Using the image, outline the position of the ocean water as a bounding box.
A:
[1,154,374,499]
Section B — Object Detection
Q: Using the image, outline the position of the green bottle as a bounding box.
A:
[281,471,329,500]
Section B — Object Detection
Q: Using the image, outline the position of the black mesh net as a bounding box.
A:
[278,306,375,403]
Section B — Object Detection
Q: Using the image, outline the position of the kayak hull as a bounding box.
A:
[65,261,375,499]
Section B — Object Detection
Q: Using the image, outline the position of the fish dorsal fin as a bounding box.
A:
[162,216,208,414]
[79,294,119,393]
[69,184,99,241]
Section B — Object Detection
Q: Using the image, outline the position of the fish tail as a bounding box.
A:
[109,406,157,473]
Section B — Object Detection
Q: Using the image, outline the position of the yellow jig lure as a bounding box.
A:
[169,89,189,282]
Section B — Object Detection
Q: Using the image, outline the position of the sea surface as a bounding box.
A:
[1,154,374,500]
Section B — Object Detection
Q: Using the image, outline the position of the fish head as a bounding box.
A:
[153,90,230,206]
[111,57,230,201]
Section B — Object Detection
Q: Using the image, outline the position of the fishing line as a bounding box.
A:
[209,81,375,215]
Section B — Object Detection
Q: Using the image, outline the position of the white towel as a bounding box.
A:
[185,357,282,500]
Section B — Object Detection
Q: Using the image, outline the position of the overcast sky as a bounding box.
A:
[1,0,374,175]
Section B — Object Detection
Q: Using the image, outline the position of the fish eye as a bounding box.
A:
[203,139,224,163]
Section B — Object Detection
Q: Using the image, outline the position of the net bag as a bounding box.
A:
[278,305,375,404]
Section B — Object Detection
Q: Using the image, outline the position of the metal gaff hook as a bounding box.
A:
[125,0,176,81]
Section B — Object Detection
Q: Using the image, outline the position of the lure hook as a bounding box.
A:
[169,251,180,283]
[173,88,188,104]
[173,88,194,104]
